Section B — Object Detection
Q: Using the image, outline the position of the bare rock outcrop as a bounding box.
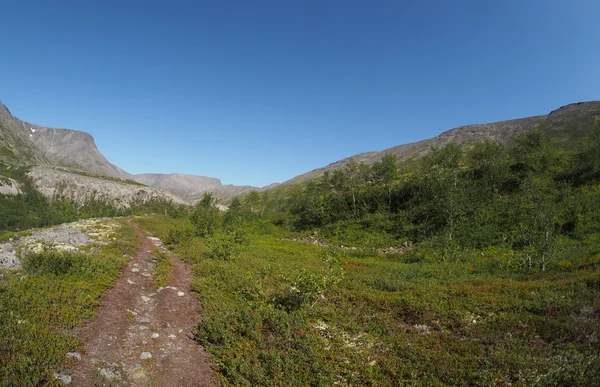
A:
[28,167,187,209]
[0,175,21,195]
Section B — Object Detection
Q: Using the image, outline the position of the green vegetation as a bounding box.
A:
[0,220,138,385]
[141,124,600,385]
[153,248,173,287]
[142,214,600,386]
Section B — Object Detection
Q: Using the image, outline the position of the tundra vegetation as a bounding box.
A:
[138,128,600,386]
[1,125,600,385]
[0,220,138,385]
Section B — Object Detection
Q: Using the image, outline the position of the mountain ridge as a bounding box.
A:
[2,99,600,203]
[283,101,600,185]
[0,100,257,202]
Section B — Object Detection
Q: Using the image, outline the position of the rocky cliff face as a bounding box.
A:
[26,124,131,179]
[0,101,129,178]
[0,176,21,195]
[1,100,261,202]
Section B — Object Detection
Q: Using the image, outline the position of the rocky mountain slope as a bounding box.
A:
[27,124,131,179]
[0,101,185,205]
[132,173,269,202]
[0,100,262,202]
[285,101,600,184]
[133,173,222,201]
[0,103,49,166]
[28,166,185,208]
[0,101,129,178]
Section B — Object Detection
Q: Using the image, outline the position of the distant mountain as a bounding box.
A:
[133,173,222,201]
[284,101,600,185]
[132,173,269,202]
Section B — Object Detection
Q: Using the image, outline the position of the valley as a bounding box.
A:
[1,100,600,386]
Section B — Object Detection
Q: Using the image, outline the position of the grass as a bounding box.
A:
[140,215,600,386]
[153,248,173,287]
[0,219,138,386]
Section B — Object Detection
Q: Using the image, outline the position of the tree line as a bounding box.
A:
[241,126,600,272]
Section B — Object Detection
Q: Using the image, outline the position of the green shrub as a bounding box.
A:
[274,248,344,311]
[24,250,91,276]
[164,220,195,246]
[203,229,246,261]
[153,249,173,287]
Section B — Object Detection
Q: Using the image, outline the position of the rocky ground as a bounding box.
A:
[0,176,21,196]
[28,166,187,209]
[284,233,414,255]
[0,218,117,269]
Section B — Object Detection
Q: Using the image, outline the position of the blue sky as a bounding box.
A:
[1,1,599,186]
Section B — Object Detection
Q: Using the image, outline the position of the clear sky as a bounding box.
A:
[1,1,599,186]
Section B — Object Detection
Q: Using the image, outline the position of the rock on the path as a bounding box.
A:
[53,372,72,385]
[66,352,82,361]
[177,291,185,297]
[141,296,151,302]
[99,367,121,382]
[140,352,152,360]
[131,268,140,273]
[168,334,176,339]
[151,332,160,338]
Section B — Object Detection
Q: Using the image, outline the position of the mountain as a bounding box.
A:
[3,99,599,205]
[285,101,600,185]
[132,173,268,202]
[0,103,49,166]
[0,100,260,203]
[0,101,182,205]
[26,123,131,179]
[0,101,129,178]
[133,173,222,201]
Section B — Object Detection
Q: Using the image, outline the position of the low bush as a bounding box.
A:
[0,220,135,385]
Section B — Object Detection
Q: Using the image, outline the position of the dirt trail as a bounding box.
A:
[68,222,215,386]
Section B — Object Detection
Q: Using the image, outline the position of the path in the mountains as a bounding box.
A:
[68,221,215,386]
